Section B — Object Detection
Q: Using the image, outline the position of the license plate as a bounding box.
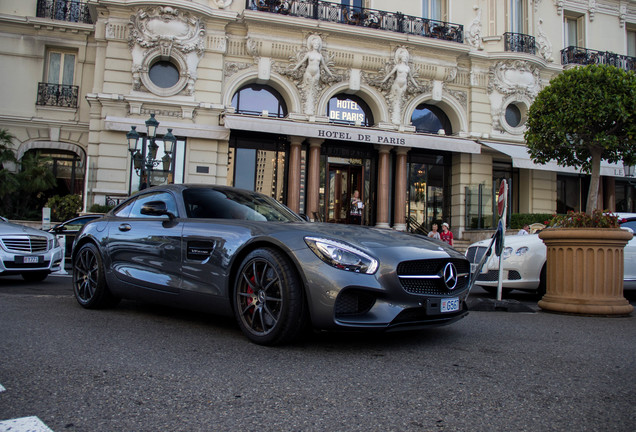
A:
[19,256,41,264]
[441,297,459,313]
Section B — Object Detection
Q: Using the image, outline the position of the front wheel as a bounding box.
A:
[233,248,307,345]
[73,243,119,309]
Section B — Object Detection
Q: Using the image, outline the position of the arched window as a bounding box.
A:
[411,103,452,135]
[327,94,374,126]
[231,84,288,118]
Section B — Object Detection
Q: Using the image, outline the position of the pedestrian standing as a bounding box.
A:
[440,222,453,246]
[428,223,441,240]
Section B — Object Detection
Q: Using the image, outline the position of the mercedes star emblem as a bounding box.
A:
[443,262,458,290]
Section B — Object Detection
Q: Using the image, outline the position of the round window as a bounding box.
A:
[148,61,180,89]
[505,104,522,128]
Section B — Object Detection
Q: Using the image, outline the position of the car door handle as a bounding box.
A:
[118,224,131,232]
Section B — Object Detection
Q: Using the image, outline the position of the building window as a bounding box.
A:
[411,104,452,135]
[627,26,636,57]
[508,0,526,33]
[407,152,450,233]
[564,12,584,48]
[148,60,180,89]
[327,94,373,126]
[422,0,446,21]
[557,174,589,213]
[37,49,79,108]
[231,84,288,118]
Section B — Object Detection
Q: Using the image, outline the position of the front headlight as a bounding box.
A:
[515,246,529,256]
[304,237,378,274]
[502,247,513,259]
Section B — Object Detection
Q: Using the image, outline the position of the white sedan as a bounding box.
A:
[465,215,636,296]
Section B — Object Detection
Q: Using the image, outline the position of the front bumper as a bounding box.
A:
[0,246,64,275]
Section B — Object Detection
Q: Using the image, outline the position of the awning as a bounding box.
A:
[481,141,626,177]
[223,114,481,154]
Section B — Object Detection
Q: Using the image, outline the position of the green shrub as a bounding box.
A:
[88,203,114,214]
[510,213,553,229]
[46,194,82,222]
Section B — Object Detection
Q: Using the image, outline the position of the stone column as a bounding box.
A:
[306,138,323,221]
[375,146,391,229]
[393,147,409,231]
[287,136,304,213]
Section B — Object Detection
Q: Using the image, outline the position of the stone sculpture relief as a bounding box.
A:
[466,6,484,50]
[212,0,233,8]
[378,47,419,125]
[536,19,553,62]
[283,34,340,116]
[128,6,206,96]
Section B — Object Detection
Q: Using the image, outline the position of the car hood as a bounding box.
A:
[256,222,465,260]
[468,233,543,248]
[0,220,54,238]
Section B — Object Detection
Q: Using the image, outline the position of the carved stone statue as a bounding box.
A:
[291,34,334,115]
[381,47,419,125]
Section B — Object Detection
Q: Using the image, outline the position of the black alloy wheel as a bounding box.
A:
[73,243,119,308]
[233,248,306,345]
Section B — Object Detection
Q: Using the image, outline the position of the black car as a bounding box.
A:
[72,184,472,345]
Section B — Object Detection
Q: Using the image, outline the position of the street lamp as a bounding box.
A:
[126,114,176,193]
[624,161,636,185]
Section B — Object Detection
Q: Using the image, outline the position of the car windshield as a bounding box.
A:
[183,188,302,222]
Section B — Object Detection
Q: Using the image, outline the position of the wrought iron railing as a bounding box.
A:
[561,46,636,72]
[36,82,79,108]
[503,32,536,55]
[36,0,93,24]
[246,0,463,43]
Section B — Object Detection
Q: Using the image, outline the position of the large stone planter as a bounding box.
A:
[538,228,633,316]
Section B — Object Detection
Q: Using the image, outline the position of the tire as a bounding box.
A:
[233,248,307,346]
[73,243,119,309]
[21,271,49,282]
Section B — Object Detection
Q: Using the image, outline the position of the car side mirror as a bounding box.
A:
[141,200,176,220]
[299,213,310,222]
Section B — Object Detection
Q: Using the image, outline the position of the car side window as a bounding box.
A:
[621,220,636,232]
[129,192,178,218]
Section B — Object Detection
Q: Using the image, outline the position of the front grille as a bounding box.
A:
[335,290,376,318]
[476,270,522,281]
[465,246,488,263]
[397,258,470,295]
[1,236,49,253]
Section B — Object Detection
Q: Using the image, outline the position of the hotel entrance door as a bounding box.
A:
[326,164,363,224]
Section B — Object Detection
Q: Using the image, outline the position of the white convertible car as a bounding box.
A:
[465,215,636,296]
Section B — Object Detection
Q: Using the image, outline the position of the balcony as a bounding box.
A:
[36,83,79,108]
[561,46,636,72]
[503,32,536,55]
[36,0,93,24]
[246,0,464,44]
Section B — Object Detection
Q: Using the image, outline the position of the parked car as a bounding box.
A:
[48,214,102,259]
[465,214,636,295]
[0,216,64,282]
[72,184,471,345]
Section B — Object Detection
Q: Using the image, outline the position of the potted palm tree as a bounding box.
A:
[525,65,635,315]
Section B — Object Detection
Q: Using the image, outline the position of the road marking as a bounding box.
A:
[0,416,54,432]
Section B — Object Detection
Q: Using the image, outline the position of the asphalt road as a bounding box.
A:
[0,274,635,432]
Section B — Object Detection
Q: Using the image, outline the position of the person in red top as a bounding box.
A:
[440,222,453,246]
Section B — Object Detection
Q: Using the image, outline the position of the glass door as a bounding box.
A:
[326,164,363,224]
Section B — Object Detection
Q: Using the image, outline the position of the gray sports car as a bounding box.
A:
[72,184,471,345]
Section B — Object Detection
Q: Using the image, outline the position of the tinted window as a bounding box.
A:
[620,219,636,231]
[231,84,287,117]
[411,104,452,134]
[149,61,179,88]
[183,188,301,222]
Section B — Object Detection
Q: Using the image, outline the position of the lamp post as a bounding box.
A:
[126,114,177,194]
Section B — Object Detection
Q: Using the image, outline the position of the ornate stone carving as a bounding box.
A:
[536,19,553,62]
[224,62,252,79]
[279,34,341,116]
[445,87,468,110]
[466,6,484,51]
[212,0,233,9]
[589,0,596,21]
[555,0,564,15]
[488,60,541,98]
[128,6,207,96]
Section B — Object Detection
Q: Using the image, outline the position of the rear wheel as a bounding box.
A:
[73,243,119,309]
[21,271,48,282]
[233,248,306,345]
